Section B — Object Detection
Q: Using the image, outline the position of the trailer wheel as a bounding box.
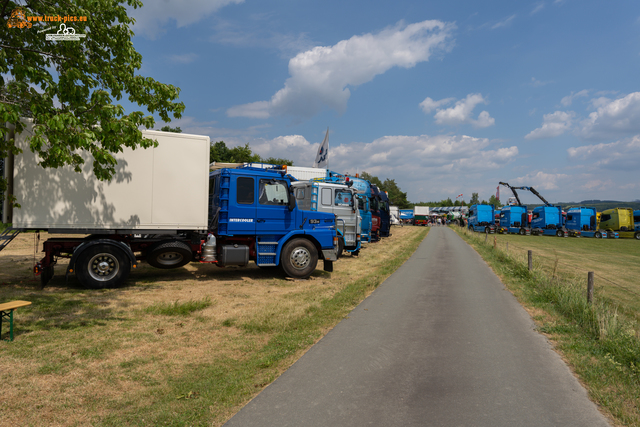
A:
[280,238,318,279]
[40,265,54,288]
[595,231,602,238]
[76,244,131,289]
[519,228,526,235]
[146,241,192,269]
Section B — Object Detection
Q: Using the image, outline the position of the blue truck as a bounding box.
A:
[332,173,373,244]
[635,210,640,232]
[372,184,391,238]
[467,204,496,233]
[565,207,607,238]
[530,205,574,237]
[498,205,531,235]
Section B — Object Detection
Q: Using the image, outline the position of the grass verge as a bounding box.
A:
[453,226,640,427]
[0,226,428,426]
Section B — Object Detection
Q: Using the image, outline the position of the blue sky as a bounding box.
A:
[127,0,640,204]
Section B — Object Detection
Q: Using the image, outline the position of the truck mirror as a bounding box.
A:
[288,186,296,211]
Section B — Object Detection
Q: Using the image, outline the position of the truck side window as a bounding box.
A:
[321,188,332,206]
[259,179,288,205]
[601,214,611,222]
[237,177,254,204]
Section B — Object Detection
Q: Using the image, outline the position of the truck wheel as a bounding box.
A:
[280,238,318,279]
[635,232,640,240]
[146,241,192,269]
[76,244,131,289]
[337,237,345,259]
[594,231,602,238]
[484,227,489,234]
[519,228,526,235]
[556,230,563,237]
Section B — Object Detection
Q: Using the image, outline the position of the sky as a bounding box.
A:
[124,0,640,204]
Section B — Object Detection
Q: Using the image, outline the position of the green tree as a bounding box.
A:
[160,126,182,133]
[262,157,294,166]
[359,171,383,188]
[1,0,185,200]
[469,192,480,205]
[382,178,410,208]
[488,195,502,208]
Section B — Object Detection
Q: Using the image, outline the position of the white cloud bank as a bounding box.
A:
[525,111,575,140]
[568,134,640,171]
[421,93,495,128]
[227,20,456,119]
[527,92,640,141]
[130,0,244,39]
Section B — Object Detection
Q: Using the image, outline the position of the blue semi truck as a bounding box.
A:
[530,205,573,237]
[565,207,607,238]
[498,205,531,235]
[372,184,391,238]
[467,204,496,233]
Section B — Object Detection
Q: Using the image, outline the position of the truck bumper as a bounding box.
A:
[322,248,338,261]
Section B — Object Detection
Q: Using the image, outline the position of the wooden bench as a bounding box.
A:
[0,301,32,341]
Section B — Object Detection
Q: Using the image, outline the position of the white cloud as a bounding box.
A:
[525,111,575,140]
[130,0,244,39]
[492,14,516,29]
[512,171,569,191]
[568,135,640,171]
[167,53,198,64]
[227,20,456,119]
[427,93,495,128]
[419,97,455,113]
[576,92,640,140]
[531,2,545,15]
[530,77,552,87]
[560,89,589,107]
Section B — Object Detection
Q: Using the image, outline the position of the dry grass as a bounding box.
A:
[0,225,426,426]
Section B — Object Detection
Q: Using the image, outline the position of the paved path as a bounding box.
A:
[225,227,610,426]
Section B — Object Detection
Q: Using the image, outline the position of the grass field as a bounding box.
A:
[0,226,427,427]
[472,230,640,321]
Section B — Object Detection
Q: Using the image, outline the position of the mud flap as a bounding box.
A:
[323,260,333,272]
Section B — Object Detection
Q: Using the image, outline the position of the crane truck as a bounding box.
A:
[497,182,531,235]
[2,124,338,289]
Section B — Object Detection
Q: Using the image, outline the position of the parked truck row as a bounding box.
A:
[1,125,399,289]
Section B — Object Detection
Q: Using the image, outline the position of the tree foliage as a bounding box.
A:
[0,0,185,198]
[469,192,480,205]
[359,171,411,209]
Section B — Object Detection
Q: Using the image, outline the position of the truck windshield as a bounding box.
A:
[259,179,289,205]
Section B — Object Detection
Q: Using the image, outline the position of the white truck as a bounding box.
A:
[413,206,430,226]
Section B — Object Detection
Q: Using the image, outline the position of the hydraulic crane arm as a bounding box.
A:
[498,182,522,206]
[499,182,551,206]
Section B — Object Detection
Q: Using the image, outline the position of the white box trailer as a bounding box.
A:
[285,166,327,181]
[5,122,210,232]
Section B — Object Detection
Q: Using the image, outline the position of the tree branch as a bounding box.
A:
[0,43,67,60]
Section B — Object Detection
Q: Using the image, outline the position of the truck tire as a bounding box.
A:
[484,227,489,234]
[635,232,640,240]
[146,241,192,269]
[556,229,563,237]
[76,244,131,289]
[519,228,526,235]
[280,238,318,279]
[594,231,602,238]
[337,237,345,259]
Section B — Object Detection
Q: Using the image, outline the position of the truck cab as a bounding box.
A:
[292,178,361,256]
[565,207,606,238]
[498,205,531,235]
[372,184,391,238]
[530,205,572,237]
[468,204,496,233]
[208,167,338,277]
[598,208,639,239]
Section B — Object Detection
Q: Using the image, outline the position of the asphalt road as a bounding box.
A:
[224,226,610,427]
